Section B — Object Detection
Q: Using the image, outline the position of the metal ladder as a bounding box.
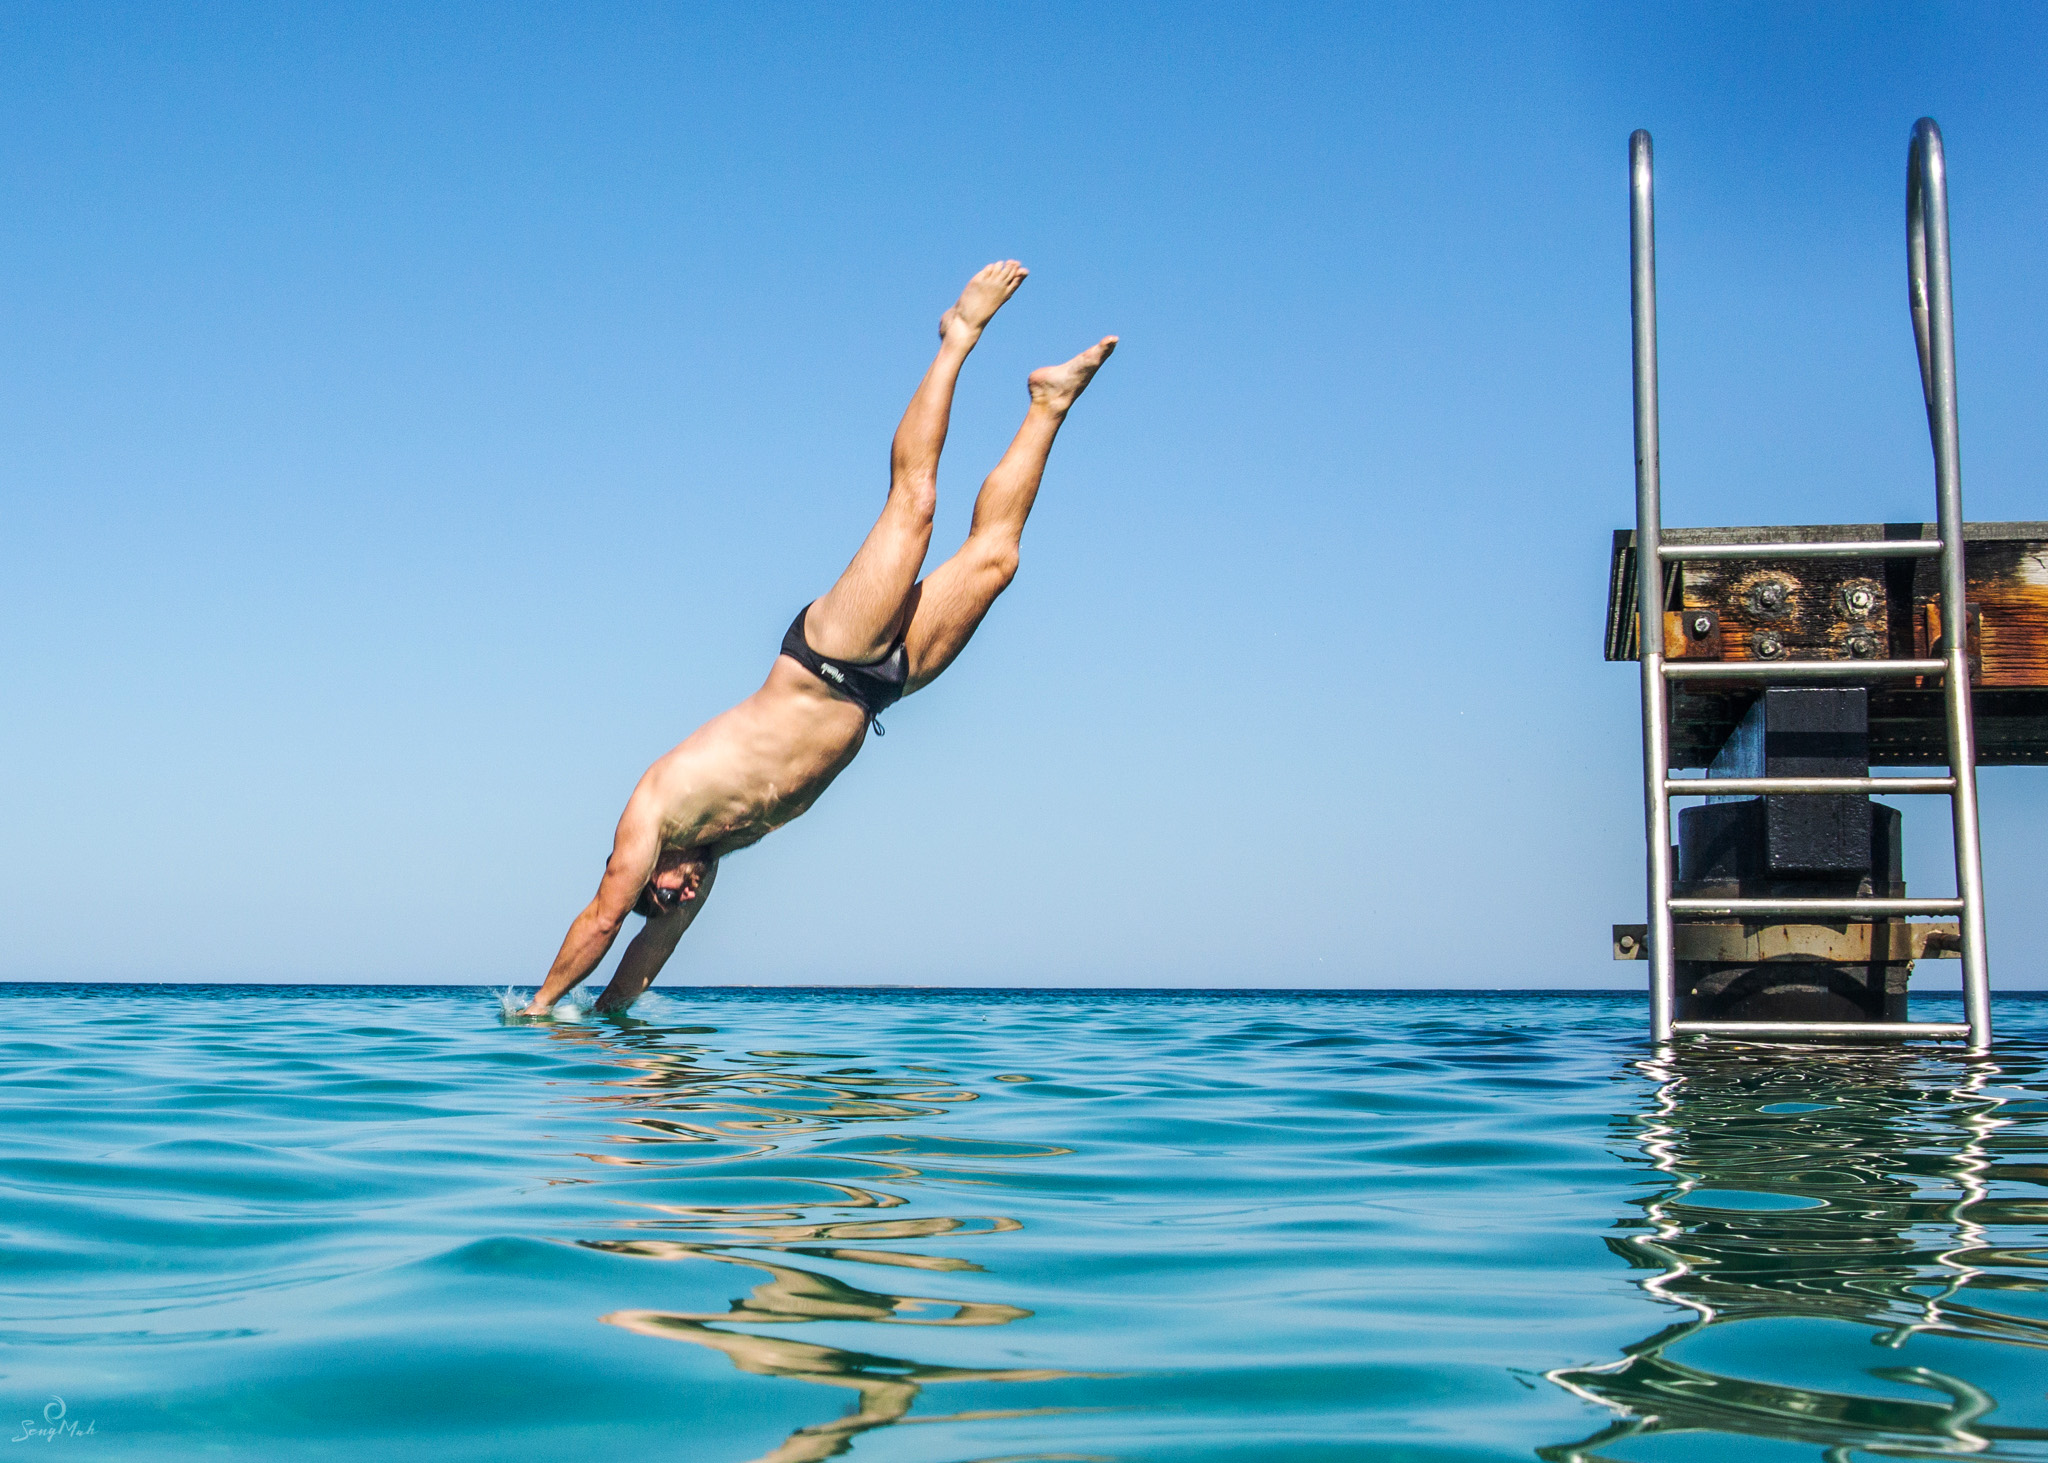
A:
[1629,119,1993,1051]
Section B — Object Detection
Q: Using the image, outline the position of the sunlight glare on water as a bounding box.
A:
[2,986,2045,1461]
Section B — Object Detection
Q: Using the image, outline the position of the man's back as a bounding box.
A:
[631,655,870,858]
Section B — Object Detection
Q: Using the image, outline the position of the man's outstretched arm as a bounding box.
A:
[523,814,659,1015]
[593,859,718,1012]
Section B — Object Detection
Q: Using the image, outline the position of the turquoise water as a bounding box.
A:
[4,987,2046,1461]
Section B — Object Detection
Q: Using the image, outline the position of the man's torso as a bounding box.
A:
[634,656,871,855]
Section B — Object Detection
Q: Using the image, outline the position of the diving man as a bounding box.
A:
[523,262,1115,1014]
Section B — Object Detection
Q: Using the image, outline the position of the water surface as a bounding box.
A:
[3,986,2045,1460]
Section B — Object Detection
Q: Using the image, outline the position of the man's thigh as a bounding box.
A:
[804,506,936,662]
[806,571,917,663]
[903,559,1005,692]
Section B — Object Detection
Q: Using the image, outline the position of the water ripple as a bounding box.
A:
[0,985,2043,1460]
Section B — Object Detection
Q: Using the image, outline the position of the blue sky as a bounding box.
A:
[3,2,2045,988]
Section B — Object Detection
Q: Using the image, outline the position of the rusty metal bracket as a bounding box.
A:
[1921,600,1984,683]
[1663,607,1722,660]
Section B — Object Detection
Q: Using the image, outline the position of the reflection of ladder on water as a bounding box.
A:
[1541,1052,2019,1457]
[1627,120,1992,1050]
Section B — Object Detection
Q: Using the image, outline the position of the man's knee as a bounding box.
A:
[891,468,939,523]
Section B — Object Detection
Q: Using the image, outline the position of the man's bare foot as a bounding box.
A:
[1027,336,1118,412]
[939,260,1028,339]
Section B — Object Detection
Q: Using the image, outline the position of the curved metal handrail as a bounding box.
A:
[1907,119,1954,439]
[1627,128,1675,1044]
[1906,121,1939,416]
[1906,117,1992,1050]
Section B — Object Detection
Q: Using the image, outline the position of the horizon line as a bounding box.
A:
[1,981,2027,997]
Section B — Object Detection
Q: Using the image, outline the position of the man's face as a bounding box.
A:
[636,848,710,917]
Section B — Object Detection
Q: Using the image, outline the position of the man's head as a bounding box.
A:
[634,847,713,919]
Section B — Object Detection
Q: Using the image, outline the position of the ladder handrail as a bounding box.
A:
[1910,118,1993,1051]
[1629,129,1676,1044]
[1908,123,1941,423]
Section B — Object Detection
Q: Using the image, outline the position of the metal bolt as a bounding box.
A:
[1691,614,1713,637]
[1618,934,1637,952]
[1844,585,1877,616]
[1846,633,1878,659]
[1746,579,1792,619]
[1754,631,1785,659]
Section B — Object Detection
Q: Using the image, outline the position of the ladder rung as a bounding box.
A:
[1657,539,1942,561]
[1664,659,1943,683]
[1666,896,1965,916]
[1672,1021,1968,1038]
[1664,776,1955,797]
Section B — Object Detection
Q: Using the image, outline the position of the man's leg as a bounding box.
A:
[904,336,1117,690]
[804,262,1029,663]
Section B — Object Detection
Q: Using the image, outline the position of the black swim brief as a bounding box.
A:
[779,603,908,733]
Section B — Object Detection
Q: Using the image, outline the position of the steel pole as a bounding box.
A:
[1630,130,1675,1044]
[1909,118,1992,1052]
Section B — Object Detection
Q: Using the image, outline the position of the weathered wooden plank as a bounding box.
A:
[1677,554,1890,664]
[1912,538,2048,686]
[1608,522,2048,764]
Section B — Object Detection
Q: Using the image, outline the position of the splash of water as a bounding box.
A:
[497,985,596,1020]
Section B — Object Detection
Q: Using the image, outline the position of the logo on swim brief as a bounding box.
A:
[820,665,845,682]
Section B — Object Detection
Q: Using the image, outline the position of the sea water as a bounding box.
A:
[3,986,2045,1461]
